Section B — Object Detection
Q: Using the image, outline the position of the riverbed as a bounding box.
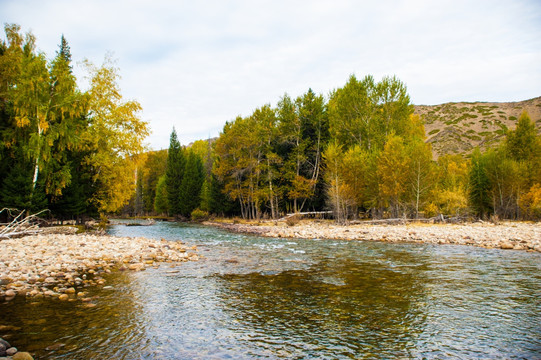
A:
[1,220,540,359]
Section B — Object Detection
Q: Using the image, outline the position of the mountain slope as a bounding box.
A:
[415,96,541,158]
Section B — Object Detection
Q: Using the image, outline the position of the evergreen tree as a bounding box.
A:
[0,154,47,212]
[49,150,96,222]
[209,173,237,216]
[179,150,204,217]
[56,34,72,65]
[165,128,185,215]
[199,178,211,212]
[154,175,169,214]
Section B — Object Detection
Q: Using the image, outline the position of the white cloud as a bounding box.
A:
[2,0,540,149]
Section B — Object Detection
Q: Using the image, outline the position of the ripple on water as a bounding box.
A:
[1,221,540,359]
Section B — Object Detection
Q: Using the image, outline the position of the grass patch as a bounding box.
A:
[428,129,440,135]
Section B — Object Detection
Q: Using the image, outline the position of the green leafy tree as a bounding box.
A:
[430,154,470,216]
[179,150,204,217]
[377,135,410,217]
[469,148,492,218]
[323,142,350,223]
[6,26,85,199]
[208,173,237,216]
[505,111,539,162]
[296,89,329,211]
[154,175,169,215]
[328,75,412,152]
[339,145,371,217]
[139,149,167,213]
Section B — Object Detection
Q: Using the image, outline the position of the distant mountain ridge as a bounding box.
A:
[415,96,541,158]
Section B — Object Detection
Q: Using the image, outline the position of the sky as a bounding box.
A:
[1,0,540,150]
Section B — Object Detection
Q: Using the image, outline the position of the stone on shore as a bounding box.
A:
[207,220,541,252]
[0,234,199,299]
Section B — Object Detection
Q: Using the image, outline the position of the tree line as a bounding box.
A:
[3,24,537,223]
[0,24,148,222]
[133,75,541,222]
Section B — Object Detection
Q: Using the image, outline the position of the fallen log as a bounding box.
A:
[349,215,467,225]
[278,211,333,221]
[0,208,49,239]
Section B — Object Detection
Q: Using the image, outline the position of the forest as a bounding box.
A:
[0,24,148,222]
[136,79,541,222]
[1,24,540,223]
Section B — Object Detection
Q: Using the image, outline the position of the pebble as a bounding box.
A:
[11,352,34,360]
[0,234,198,299]
[0,337,28,359]
[211,221,541,252]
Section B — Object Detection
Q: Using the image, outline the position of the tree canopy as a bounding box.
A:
[0,24,148,219]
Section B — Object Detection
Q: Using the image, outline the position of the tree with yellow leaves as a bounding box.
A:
[82,56,149,213]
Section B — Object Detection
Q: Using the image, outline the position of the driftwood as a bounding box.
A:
[0,208,50,239]
[349,214,467,225]
[279,211,466,225]
[278,211,333,221]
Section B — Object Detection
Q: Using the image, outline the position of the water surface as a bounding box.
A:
[1,221,540,359]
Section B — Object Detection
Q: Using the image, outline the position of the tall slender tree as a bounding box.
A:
[165,128,184,215]
[469,148,492,218]
[179,150,204,217]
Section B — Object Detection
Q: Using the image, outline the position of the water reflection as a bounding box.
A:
[0,221,539,359]
[216,253,430,359]
[0,271,148,359]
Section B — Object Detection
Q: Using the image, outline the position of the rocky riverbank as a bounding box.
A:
[0,232,198,301]
[206,220,541,252]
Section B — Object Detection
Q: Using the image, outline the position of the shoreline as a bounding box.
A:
[0,231,199,301]
[205,220,541,252]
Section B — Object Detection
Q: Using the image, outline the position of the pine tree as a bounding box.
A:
[56,34,72,65]
[209,173,237,216]
[165,129,185,216]
[179,150,204,217]
[154,175,169,215]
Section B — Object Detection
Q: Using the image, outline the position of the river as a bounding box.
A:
[1,220,540,359]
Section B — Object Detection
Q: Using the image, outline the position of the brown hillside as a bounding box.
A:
[415,97,541,158]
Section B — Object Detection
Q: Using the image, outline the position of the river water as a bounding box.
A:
[1,221,540,359]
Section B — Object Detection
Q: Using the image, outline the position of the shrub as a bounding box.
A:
[285,214,301,226]
[191,208,209,222]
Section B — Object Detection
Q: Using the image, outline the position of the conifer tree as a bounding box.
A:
[154,175,169,215]
[165,128,185,216]
[179,150,204,217]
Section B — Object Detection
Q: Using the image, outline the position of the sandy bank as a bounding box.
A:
[0,232,198,301]
[206,220,541,252]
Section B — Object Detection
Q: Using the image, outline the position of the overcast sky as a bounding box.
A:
[1,0,540,149]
